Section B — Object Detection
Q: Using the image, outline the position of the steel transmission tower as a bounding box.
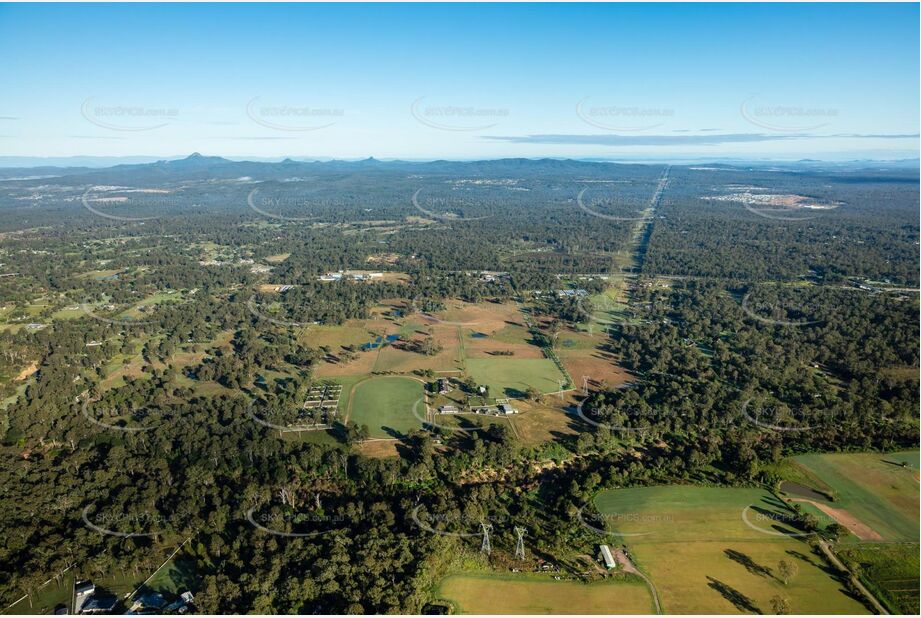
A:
[514,527,526,560]
[480,522,493,555]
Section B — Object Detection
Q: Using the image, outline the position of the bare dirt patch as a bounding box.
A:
[14,361,38,381]
[366,252,401,265]
[793,499,884,541]
[356,439,400,458]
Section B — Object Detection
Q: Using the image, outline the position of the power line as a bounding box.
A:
[480,522,492,556]
[514,526,526,560]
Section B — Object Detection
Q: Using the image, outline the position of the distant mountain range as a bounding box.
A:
[0,153,917,180]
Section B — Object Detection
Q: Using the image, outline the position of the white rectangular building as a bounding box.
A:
[599,544,616,569]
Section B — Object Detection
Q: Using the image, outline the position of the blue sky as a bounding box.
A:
[0,2,918,161]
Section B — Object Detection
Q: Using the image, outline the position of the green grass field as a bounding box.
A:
[465,358,566,398]
[838,543,919,614]
[4,572,75,615]
[791,450,919,542]
[576,285,642,332]
[145,555,199,597]
[436,573,655,614]
[594,486,869,614]
[348,376,424,438]
[50,305,86,320]
[5,552,200,616]
[4,568,142,615]
[116,291,183,320]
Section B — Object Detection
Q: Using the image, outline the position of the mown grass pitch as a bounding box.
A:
[465,357,566,398]
[347,376,424,438]
[593,486,869,614]
[436,573,655,614]
[791,450,919,542]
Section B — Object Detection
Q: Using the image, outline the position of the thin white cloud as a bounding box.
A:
[484,132,919,146]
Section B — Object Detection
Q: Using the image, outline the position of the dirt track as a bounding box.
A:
[790,498,883,541]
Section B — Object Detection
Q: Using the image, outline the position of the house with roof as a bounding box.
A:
[81,595,117,614]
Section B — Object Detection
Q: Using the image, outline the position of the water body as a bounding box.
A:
[361,334,400,351]
[780,481,830,502]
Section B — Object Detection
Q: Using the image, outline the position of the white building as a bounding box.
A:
[599,544,616,569]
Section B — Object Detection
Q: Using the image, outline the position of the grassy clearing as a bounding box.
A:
[99,355,149,391]
[555,334,631,390]
[144,555,199,597]
[373,330,463,373]
[327,375,364,419]
[279,428,343,447]
[4,571,74,615]
[435,301,524,334]
[431,411,514,435]
[302,322,379,350]
[116,291,182,320]
[5,568,142,615]
[483,322,533,346]
[466,357,567,398]
[575,285,641,333]
[1,381,29,411]
[263,253,291,263]
[347,376,424,438]
[791,451,919,542]
[436,572,655,614]
[507,399,580,445]
[51,305,86,320]
[77,268,123,280]
[355,439,400,458]
[838,543,919,614]
[302,317,397,377]
[594,486,869,614]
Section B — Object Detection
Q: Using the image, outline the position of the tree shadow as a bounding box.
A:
[548,430,581,452]
[394,440,415,459]
[724,549,774,579]
[329,422,349,444]
[785,549,818,568]
[706,576,761,614]
[750,504,801,536]
[381,425,405,440]
[760,495,791,511]
[880,458,911,469]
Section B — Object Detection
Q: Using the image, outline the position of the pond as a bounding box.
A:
[360,334,401,351]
